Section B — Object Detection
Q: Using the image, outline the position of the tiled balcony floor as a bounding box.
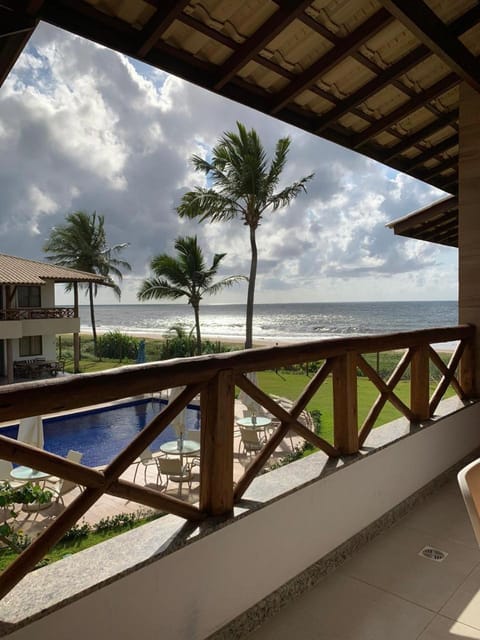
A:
[245,476,480,640]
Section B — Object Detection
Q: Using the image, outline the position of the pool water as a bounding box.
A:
[2,398,200,467]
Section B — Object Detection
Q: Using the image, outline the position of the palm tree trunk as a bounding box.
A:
[193,303,202,355]
[245,225,257,349]
[89,284,97,354]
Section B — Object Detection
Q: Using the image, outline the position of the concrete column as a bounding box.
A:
[459,82,480,395]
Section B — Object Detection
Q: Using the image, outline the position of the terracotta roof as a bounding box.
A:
[0,253,107,285]
[1,0,478,200]
[387,195,458,247]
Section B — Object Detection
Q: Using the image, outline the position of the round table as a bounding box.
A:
[10,466,53,511]
[10,465,51,482]
[236,416,272,430]
[159,440,200,457]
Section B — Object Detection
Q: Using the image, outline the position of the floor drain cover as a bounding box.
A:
[419,546,448,562]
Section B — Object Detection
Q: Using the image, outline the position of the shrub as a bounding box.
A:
[94,512,137,533]
[96,331,139,360]
[0,482,53,552]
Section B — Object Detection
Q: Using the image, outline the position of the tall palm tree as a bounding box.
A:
[137,235,245,354]
[43,211,131,352]
[177,122,314,349]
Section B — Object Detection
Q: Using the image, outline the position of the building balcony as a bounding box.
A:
[0,308,79,338]
[0,325,478,638]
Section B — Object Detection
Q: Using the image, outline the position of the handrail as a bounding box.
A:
[0,324,475,598]
[0,307,75,321]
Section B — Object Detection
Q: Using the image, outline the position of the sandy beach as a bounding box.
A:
[95,329,456,353]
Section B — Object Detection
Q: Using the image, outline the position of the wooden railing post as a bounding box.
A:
[332,353,358,454]
[199,369,235,516]
[411,344,430,420]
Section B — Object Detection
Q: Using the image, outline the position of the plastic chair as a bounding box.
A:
[238,427,265,455]
[46,449,83,484]
[157,457,192,492]
[0,459,27,488]
[132,448,161,484]
[46,449,84,503]
[458,458,480,546]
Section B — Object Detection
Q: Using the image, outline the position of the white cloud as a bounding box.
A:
[0,23,457,305]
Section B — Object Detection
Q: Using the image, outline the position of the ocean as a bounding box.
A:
[78,301,458,344]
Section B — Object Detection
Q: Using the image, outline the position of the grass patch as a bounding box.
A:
[0,511,161,572]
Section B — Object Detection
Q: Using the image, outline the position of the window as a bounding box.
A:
[17,286,41,307]
[19,336,42,357]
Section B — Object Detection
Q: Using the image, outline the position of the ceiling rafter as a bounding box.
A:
[418,156,457,180]
[314,5,480,135]
[314,46,430,133]
[401,133,458,171]
[381,0,480,93]
[0,12,36,39]
[352,73,458,148]
[269,8,393,114]
[136,1,190,58]
[381,109,458,161]
[213,0,312,90]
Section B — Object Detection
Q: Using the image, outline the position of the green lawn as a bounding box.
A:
[257,370,454,444]
[58,334,455,444]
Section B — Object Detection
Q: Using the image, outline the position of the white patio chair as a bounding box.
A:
[132,448,161,485]
[45,449,84,503]
[45,449,83,485]
[0,459,27,488]
[238,427,265,456]
[157,457,192,492]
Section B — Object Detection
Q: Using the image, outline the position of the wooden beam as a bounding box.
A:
[270,9,393,114]
[353,73,458,148]
[199,370,235,516]
[136,1,189,58]
[381,0,480,93]
[332,353,358,454]
[382,109,458,161]
[418,155,457,180]
[410,345,430,421]
[214,0,313,90]
[315,4,480,134]
[0,11,36,38]
[315,46,430,133]
[401,134,458,171]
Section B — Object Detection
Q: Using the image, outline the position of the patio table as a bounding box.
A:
[10,466,53,511]
[236,416,272,438]
[159,440,200,466]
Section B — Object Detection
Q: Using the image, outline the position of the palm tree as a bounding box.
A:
[137,235,245,354]
[43,211,131,352]
[177,122,314,349]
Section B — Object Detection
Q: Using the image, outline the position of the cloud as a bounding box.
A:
[0,23,457,304]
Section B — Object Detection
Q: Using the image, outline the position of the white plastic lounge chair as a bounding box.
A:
[458,458,480,547]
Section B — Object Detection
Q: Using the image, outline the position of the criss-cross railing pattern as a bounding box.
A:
[0,325,475,598]
[0,307,75,320]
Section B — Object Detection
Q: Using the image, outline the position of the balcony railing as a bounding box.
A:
[0,307,75,320]
[0,324,474,598]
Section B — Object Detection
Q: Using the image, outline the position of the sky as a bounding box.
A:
[0,23,458,305]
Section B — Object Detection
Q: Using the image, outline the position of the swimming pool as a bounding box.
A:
[2,397,200,468]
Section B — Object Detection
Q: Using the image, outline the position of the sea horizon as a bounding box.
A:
[78,300,459,345]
